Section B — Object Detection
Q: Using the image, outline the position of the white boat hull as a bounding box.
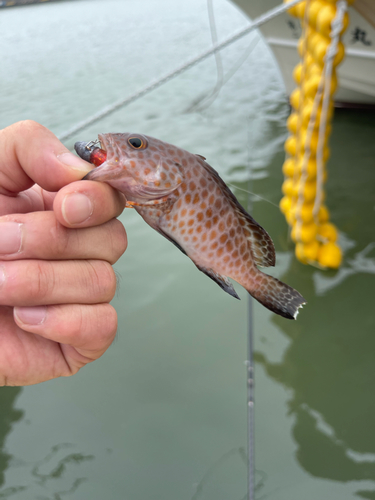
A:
[230,0,375,105]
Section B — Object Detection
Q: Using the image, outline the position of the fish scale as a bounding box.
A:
[76,133,306,319]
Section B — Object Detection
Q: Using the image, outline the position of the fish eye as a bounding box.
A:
[128,136,147,149]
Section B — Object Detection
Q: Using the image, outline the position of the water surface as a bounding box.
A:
[0,1,375,499]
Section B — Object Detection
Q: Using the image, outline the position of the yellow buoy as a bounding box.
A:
[318,241,342,268]
[295,240,320,263]
[281,0,347,269]
[318,222,338,242]
[291,222,318,244]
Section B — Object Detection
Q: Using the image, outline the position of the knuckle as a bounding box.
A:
[106,219,127,264]
[99,304,118,341]
[51,219,71,256]
[32,261,55,300]
[87,260,117,301]
[14,120,46,135]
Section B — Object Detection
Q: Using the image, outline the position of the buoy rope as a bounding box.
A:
[295,0,322,238]
[314,0,348,219]
[58,0,304,143]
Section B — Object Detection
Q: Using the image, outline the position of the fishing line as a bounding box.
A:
[246,114,255,500]
[58,0,304,143]
[226,183,280,210]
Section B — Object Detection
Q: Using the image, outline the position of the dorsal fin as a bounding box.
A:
[198,160,276,268]
[195,154,206,160]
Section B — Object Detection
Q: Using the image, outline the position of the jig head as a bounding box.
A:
[74,140,107,166]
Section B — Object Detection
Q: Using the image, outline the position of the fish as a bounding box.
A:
[75,133,306,319]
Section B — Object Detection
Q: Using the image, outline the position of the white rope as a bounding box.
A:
[313,0,347,218]
[295,0,347,235]
[58,0,304,143]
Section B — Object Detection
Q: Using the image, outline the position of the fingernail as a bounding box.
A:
[14,306,47,325]
[57,152,92,173]
[62,193,93,224]
[0,222,23,255]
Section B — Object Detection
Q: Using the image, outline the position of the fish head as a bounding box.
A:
[82,133,184,202]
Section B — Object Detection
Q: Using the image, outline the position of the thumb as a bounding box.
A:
[0,121,93,194]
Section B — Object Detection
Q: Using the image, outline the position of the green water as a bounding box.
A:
[1,0,375,498]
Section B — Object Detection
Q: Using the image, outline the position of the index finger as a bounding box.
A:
[0,120,92,194]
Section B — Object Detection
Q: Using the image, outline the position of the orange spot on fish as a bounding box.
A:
[220,234,227,244]
[209,230,217,240]
[205,220,212,230]
[190,181,196,191]
[179,221,185,228]
[185,194,191,204]
[193,193,200,204]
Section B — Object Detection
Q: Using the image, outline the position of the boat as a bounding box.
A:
[0,0,57,7]
[230,0,375,106]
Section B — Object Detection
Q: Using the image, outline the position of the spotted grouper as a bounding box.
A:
[75,133,306,319]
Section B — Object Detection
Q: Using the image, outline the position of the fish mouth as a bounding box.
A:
[74,137,109,181]
[77,135,129,184]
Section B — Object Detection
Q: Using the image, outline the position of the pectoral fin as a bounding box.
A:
[195,265,240,300]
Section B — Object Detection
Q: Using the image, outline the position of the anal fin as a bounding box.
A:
[196,265,240,300]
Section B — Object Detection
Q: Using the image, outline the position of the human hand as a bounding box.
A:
[0,121,127,386]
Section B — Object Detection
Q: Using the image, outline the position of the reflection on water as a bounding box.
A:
[0,0,374,498]
[0,442,94,499]
[0,388,23,487]
[251,108,375,498]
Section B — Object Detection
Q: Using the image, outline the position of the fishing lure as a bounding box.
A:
[75,133,306,319]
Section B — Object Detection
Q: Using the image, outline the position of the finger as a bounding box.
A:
[0,185,45,216]
[53,179,126,228]
[0,212,127,264]
[13,303,117,365]
[0,260,116,306]
[0,120,93,194]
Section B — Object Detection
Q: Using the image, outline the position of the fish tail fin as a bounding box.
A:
[247,272,306,320]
